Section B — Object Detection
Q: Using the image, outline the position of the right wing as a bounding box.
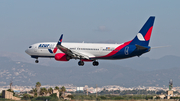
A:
[56,34,92,60]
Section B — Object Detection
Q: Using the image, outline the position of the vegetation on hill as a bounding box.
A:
[0,98,17,101]
[72,94,154,100]
[21,94,33,100]
[31,96,59,101]
[73,89,180,95]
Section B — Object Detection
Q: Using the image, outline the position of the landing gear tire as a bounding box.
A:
[35,60,39,63]
[93,61,99,66]
[78,61,84,66]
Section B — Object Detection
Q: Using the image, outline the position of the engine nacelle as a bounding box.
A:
[55,53,70,61]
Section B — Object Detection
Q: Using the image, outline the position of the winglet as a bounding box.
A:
[57,34,63,45]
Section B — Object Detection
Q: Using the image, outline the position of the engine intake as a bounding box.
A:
[55,53,70,61]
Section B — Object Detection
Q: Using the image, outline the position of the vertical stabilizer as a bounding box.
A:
[130,16,155,46]
[57,34,63,45]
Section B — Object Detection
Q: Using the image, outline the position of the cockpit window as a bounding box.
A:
[29,46,32,48]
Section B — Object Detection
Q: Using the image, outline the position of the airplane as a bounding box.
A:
[25,16,155,66]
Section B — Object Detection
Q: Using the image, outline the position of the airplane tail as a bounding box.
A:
[129,16,155,46]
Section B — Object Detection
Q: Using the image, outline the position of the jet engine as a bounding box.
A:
[55,53,70,61]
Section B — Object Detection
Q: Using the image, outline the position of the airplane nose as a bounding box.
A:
[25,49,30,55]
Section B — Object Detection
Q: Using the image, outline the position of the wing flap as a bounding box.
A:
[56,34,90,60]
[56,45,74,57]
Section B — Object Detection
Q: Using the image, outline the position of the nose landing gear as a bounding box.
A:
[35,60,39,63]
[35,58,39,63]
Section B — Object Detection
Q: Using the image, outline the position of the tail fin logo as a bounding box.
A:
[137,26,153,41]
[137,33,145,41]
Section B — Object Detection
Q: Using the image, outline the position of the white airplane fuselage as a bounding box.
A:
[25,42,122,59]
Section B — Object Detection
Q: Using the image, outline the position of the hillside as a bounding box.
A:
[0,55,180,87]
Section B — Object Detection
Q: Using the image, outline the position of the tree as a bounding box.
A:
[48,87,53,94]
[22,94,33,100]
[31,88,37,93]
[67,95,74,99]
[7,89,12,92]
[40,87,48,96]
[34,93,37,97]
[60,86,66,97]
[50,93,58,98]
[7,89,15,96]
[36,82,41,87]
[54,86,59,91]
[36,82,41,96]
[30,88,37,97]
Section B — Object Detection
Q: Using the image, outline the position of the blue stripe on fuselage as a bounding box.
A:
[94,45,150,59]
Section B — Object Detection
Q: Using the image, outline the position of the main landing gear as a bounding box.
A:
[78,61,84,66]
[78,60,99,66]
[92,61,99,66]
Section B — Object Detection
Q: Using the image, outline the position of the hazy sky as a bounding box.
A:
[0,0,180,59]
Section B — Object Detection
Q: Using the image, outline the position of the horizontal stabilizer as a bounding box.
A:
[135,44,148,50]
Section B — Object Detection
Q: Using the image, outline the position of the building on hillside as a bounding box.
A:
[167,79,174,99]
[53,89,59,98]
[76,87,84,91]
[167,90,173,99]
[62,93,71,100]
[2,90,21,100]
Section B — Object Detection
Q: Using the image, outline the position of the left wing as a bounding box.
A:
[56,34,91,60]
